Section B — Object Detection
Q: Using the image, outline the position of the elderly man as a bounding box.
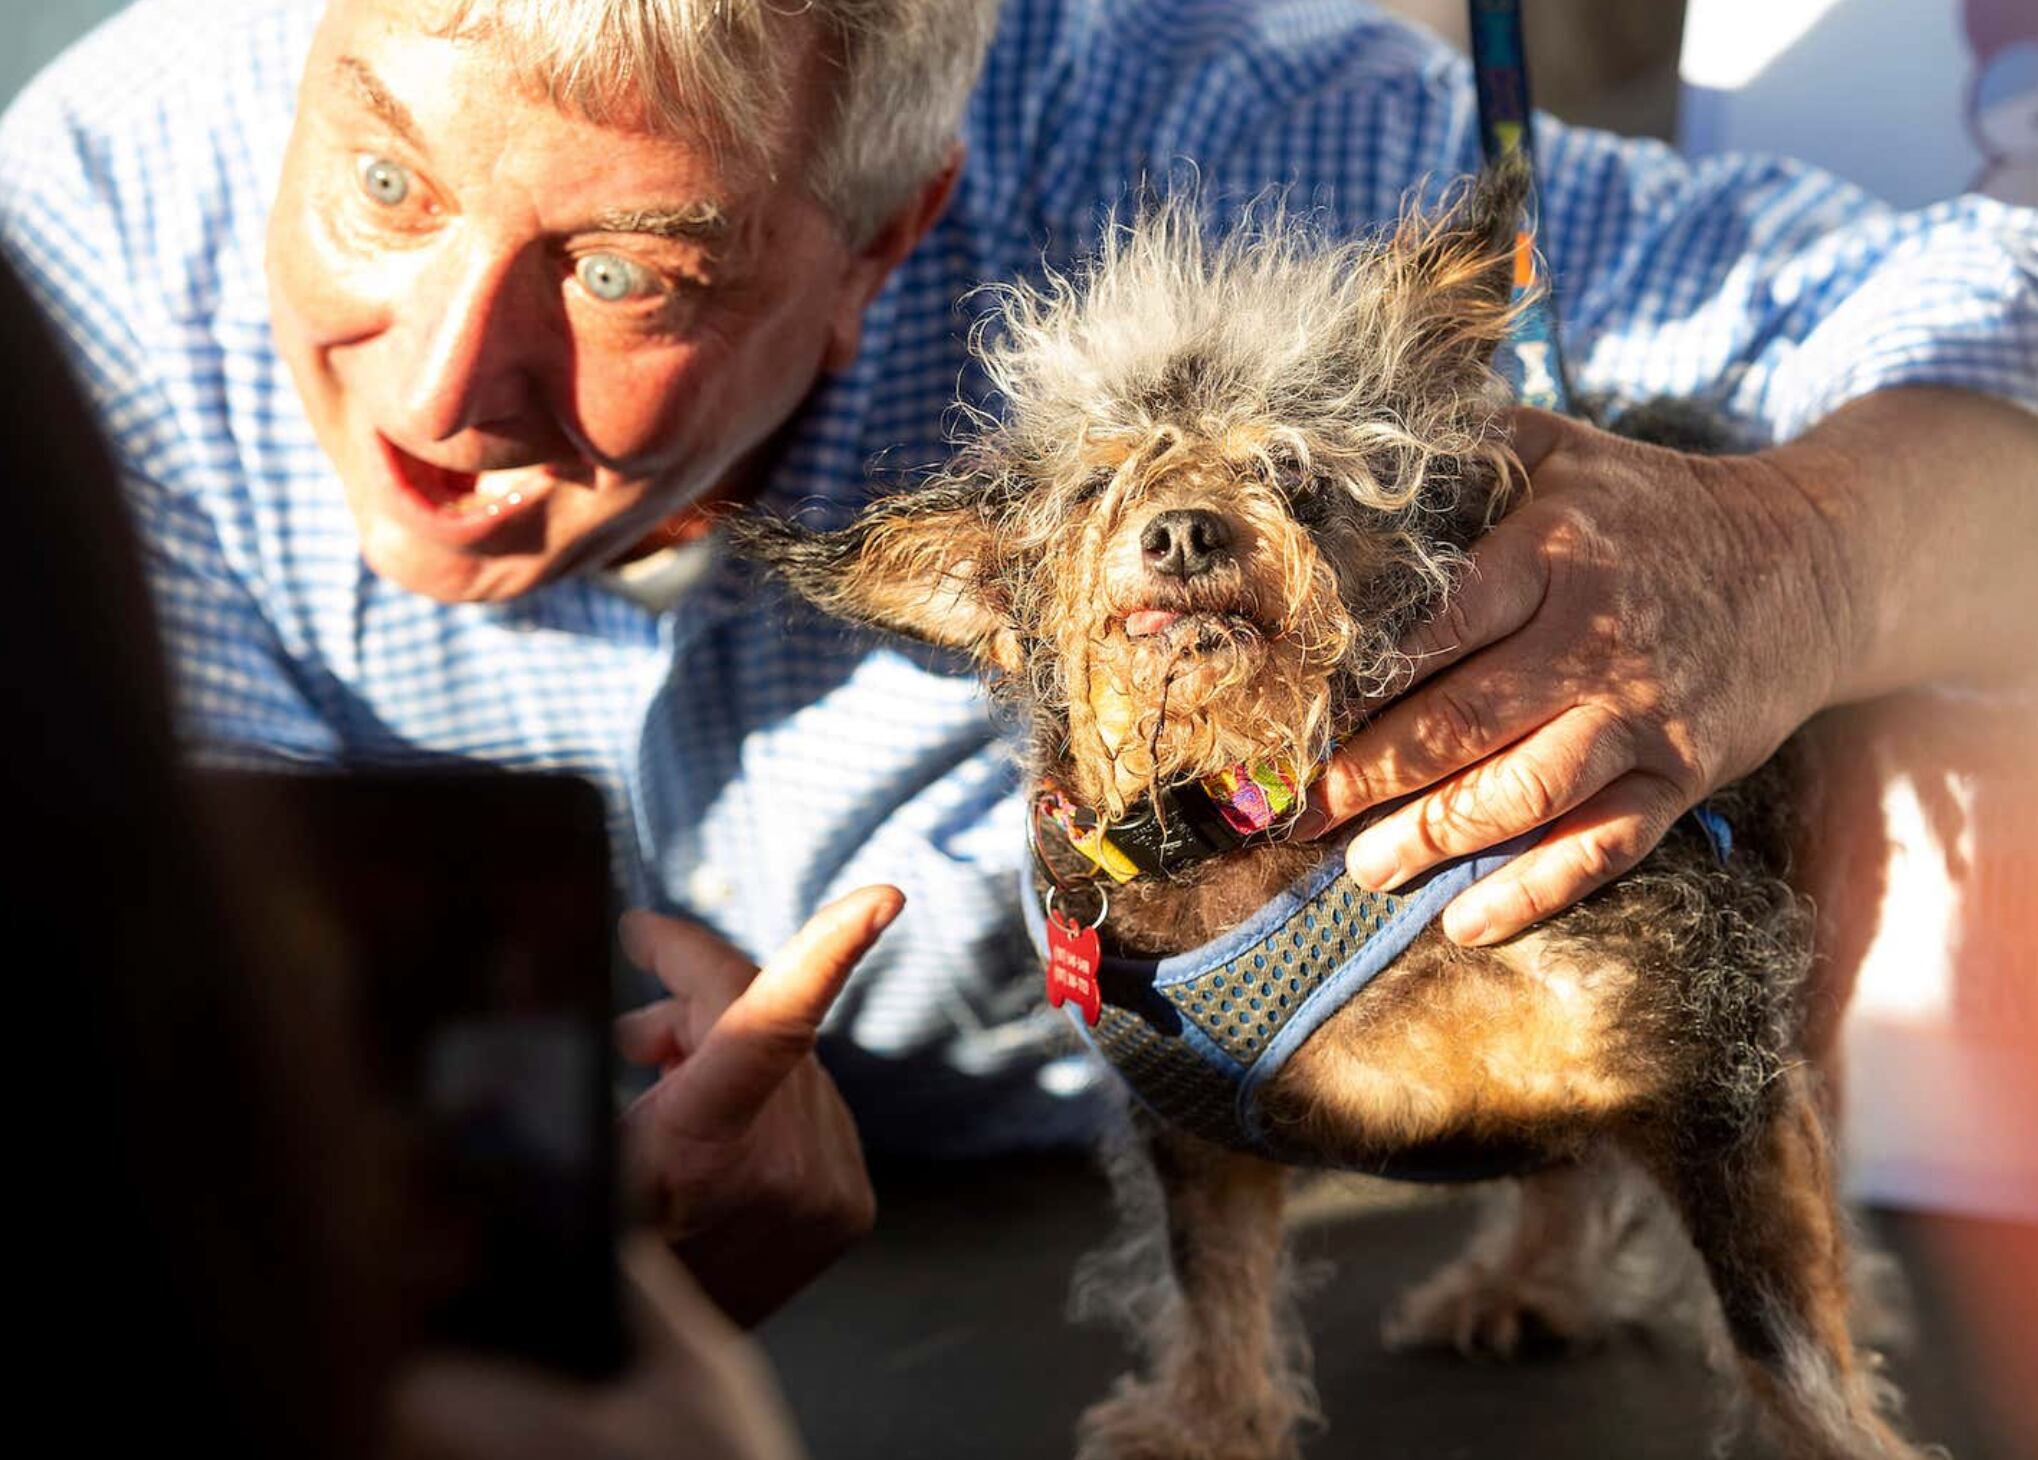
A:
[3,0,2033,1323]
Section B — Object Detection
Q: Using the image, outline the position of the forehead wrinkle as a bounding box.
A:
[335,55,425,149]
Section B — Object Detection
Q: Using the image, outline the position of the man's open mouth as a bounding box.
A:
[379,435,553,521]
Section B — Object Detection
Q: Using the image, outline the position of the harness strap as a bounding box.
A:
[1028,803,1728,1165]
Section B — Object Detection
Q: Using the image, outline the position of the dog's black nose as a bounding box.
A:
[1141,509,1233,579]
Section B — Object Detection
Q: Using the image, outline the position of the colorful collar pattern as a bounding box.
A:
[1036,758,1313,883]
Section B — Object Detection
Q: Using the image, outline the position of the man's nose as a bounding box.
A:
[397,243,550,443]
[1141,508,1234,579]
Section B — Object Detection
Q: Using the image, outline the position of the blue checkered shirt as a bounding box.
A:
[4,0,2033,1154]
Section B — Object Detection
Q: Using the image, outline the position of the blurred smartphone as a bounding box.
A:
[199,767,629,1378]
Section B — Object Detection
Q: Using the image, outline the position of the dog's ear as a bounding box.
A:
[732,490,1024,674]
[1388,153,1533,381]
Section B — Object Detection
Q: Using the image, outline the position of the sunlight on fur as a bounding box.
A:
[741,176,1533,822]
[737,158,1935,1460]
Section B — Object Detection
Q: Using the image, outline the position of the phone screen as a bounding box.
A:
[199,767,628,1378]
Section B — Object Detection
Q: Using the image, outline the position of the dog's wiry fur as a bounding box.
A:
[738,166,1935,1458]
[752,180,1521,827]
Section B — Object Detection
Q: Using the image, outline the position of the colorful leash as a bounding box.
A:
[1467,0,1573,414]
[1468,4,1738,870]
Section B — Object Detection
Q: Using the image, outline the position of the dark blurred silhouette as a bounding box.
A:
[4,254,394,1453]
[3,254,800,1459]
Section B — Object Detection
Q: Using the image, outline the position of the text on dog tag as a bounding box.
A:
[1045,914,1103,1026]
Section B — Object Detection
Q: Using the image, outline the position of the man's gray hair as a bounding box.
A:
[435,0,1001,244]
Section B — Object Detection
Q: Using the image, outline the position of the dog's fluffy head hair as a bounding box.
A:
[741,162,1531,816]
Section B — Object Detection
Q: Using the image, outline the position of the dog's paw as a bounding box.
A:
[1076,1376,1301,1460]
[1381,1256,1606,1361]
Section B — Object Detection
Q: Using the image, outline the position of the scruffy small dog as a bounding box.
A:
[742,169,1928,1460]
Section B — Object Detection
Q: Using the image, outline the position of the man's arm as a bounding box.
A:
[1775,388,2038,703]
[1301,387,2038,945]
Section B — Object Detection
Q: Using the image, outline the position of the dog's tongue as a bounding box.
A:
[1125,609,1183,638]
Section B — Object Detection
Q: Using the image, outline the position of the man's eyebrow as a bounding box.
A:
[334,56,424,149]
[589,203,731,244]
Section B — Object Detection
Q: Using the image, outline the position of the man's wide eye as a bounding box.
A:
[575,253,656,303]
[357,156,411,208]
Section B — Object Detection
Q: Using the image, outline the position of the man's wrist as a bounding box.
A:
[1736,435,1867,712]
[1693,442,1859,726]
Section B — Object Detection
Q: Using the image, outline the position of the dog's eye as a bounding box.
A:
[1283,476,1336,528]
[1071,470,1112,505]
[1264,451,1331,522]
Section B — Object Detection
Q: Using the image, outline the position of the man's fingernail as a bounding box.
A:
[1292,805,1330,840]
[1443,901,1491,946]
[865,889,905,936]
[1346,837,1402,892]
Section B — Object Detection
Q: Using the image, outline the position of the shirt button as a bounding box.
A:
[687,863,734,911]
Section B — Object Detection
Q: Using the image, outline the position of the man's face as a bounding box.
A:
[269,0,904,602]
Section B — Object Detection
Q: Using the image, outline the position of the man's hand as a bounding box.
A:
[1298,406,1852,946]
[615,886,904,1326]
[388,1236,804,1460]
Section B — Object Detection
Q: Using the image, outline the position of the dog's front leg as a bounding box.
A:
[1077,1121,1311,1460]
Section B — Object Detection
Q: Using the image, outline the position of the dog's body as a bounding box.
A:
[743,169,1929,1459]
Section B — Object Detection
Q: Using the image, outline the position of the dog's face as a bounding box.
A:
[986,424,1383,815]
[747,170,1529,816]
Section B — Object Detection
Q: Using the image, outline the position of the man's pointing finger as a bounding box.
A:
[650,885,904,1143]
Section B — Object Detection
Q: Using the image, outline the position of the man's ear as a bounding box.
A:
[1387,153,1532,381]
[732,485,1024,674]
[824,143,966,373]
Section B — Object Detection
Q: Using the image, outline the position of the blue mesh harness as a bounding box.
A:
[1024,810,1729,1165]
[1023,837,1531,1162]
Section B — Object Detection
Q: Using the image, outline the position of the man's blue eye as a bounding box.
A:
[358,156,411,207]
[575,253,653,303]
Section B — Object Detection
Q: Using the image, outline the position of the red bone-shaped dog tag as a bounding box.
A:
[1045,905,1103,1026]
